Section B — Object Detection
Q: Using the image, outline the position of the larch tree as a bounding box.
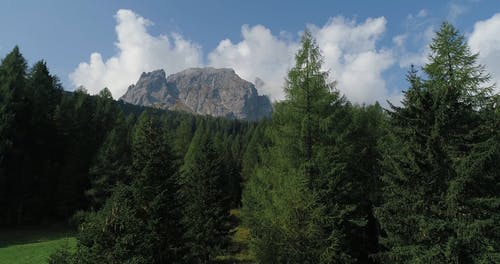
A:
[242,30,381,263]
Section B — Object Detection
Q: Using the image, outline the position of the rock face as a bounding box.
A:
[120,68,272,120]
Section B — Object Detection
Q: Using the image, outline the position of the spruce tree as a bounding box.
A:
[130,111,183,263]
[0,46,29,225]
[179,125,230,263]
[449,95,500,263]
[174,116,195,157]
[62,111,183,263]
[86,111,131,209]
[26,60,63,223]
[55,88,96,219]
[376,22,498,263]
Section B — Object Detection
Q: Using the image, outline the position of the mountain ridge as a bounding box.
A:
[120,67,272,120]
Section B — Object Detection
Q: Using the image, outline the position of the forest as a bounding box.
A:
[0,22,498,263]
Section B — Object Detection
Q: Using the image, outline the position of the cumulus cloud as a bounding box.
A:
[469,13,500,93]
[209,17,396,103]
[311,17,395,104]
[71,10,401,104]
[208,25,298,101]
[70,9,203,98]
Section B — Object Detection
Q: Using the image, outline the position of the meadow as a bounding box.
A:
[0,227,76,264]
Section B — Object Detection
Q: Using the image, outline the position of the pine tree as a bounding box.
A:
[26,60,63,223]
[130,111,183,263]
[179,125,230,263]
[449,95,500,263]
[217,134,242,208]
[86,111,131,209]
[54,88,96,219]
[28,60,62,122]
[241,124,266,182]
[67,111,183,263]
[174,116,195,157]
[0,46,29,225]
[376,22,498,263]
[91,88,119,143]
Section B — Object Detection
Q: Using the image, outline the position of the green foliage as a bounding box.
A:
[86,111,131,209]
[72,184,155,263]
[0,227,75,264]
[174,116,195,157]
[48,247,74,264]
[62,113,184,263]
[376,22,499,263]
[0,45,256,261]
[180,125,231,263]
[241,121,268,182]
[0,46,29,225]
[2,22,499,263]
[242,30,383,263]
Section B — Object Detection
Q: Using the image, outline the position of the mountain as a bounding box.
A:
[120,67,272,120]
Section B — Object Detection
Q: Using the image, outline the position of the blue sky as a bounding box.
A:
[1,0,499,104]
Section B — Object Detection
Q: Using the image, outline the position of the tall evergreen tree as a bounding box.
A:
[66,112,183,263]
[179,125,230,263]
[449,94,500,263]
[26,60,63,223]
[242,31,328,262]
[54,88,96,219]
[174,115,195,157]
[241,122,267,182]
[0,46,29,225]
[242,30,381,263]
[130,111,183,263]
[86,110,131,209]
[93,88,119,144]
[376,22,498,263]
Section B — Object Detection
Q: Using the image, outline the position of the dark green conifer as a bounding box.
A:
[180,124,230,263]
[376,22,498,263]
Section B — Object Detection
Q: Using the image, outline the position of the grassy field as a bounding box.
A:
[0,227,76,264]
[0,212,251,264]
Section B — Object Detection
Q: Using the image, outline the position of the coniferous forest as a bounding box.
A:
[0,22,499,263]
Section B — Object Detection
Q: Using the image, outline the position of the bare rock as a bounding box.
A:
[120,67,272,120]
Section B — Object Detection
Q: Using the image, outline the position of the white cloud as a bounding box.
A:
[208,25,298,101]
[311,17,395,104]
[71,10,400,104]
[469,13,500,93]
[70,9,203,98]
[209,17,396,104]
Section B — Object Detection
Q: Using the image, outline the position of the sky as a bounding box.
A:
[0,0,499,105]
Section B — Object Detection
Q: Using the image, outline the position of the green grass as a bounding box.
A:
[216,209,255,263]
[0,227,76,264]
[0,213,252,264]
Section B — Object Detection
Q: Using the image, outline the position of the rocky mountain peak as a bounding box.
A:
[120,67,272,120]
